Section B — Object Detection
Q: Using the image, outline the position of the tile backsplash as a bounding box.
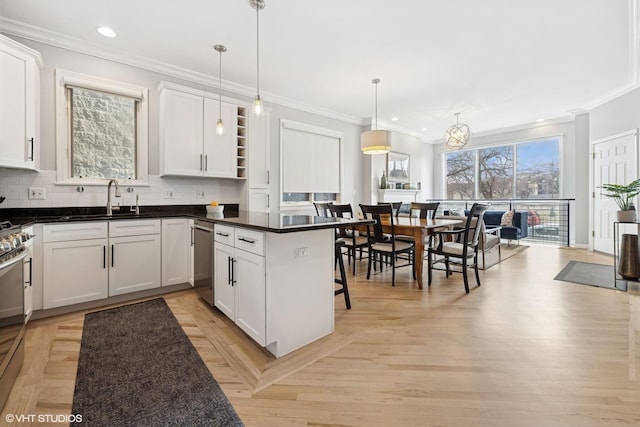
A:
[0,169,243,209]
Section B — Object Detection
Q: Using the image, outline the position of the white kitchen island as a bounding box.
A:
[209,211,370,358]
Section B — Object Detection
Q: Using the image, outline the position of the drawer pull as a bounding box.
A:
[216,232,230,237]
[238,237,256,244]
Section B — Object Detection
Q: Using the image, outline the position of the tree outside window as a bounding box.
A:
[479,146,513,199]
[446,150,475,199]
[444,137,561,200]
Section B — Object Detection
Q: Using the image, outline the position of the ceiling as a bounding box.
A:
[0,0,637,143]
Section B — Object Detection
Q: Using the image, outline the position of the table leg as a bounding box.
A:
[414,229,425,289]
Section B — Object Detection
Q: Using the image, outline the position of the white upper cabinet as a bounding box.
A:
[159,82,247,179]
[0,35,42,171]
[248,110,270,189]
[159,89,203,177]
[203,98,236,178]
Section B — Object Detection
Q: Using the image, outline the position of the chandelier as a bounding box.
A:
[444,112,471,150]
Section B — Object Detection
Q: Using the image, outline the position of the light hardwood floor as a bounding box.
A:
[3,244,640,426]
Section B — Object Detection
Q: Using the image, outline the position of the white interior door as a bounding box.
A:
[593,131,638,254]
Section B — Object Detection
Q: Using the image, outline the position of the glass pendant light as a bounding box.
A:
[214,44,227,136]
[250,0,265,116]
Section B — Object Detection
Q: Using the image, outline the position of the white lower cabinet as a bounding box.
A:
[43,236,109,309]
[161,218,191,287]
[43,220,162,309]
[214,224,266,346]
[108,234,161,296]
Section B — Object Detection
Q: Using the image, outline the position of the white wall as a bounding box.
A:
[0,35,366,211]
[364,131,434,204]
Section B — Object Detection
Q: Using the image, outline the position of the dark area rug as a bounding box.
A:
[71,298,243,426]
[554,261,627,291]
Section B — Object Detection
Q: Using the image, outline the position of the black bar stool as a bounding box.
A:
[334,240,351,309]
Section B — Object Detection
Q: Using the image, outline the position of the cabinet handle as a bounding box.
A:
[25,258,32,286]
[103,246,106,269]
[227,256,232,285]
[267,170,269,184]
[231,257,236,286]
[190,226,195,246]
[200,154,203,171]
[205,154,208,172]
[111,244,114,267]
[267,194,269,209]
[27,138,34,161]
[238,237,256,244]
[216,232,230,237]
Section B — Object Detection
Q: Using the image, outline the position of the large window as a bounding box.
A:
[445,137,561,199]
[280,120,342,206]
[69,87,138,180]
[55,69,149,185]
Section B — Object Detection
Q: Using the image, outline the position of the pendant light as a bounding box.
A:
[361,78,391,155]
[444,112,471,150]
[214,44,227,136]
[250,0,265,116]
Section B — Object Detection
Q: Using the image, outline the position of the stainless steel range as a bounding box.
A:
[0,221,34,411]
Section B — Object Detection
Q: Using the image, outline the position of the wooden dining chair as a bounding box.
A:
[329,203,368,275]
[397,202,441,246]
[427,202,489,293]
[359,203,416,287]
[313,201,333,217]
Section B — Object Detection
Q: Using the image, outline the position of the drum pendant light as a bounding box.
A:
[214,44,227,136]
[361,78,391,155]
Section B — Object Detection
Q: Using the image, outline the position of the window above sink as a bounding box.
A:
[54,69,149,186]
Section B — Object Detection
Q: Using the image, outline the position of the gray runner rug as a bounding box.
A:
[554,261,626,291]
[71,298,243,426]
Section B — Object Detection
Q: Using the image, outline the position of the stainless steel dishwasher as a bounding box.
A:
[193,220,214,306]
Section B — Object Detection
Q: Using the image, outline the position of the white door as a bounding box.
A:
[593,131,638,254]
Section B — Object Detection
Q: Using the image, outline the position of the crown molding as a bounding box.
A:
[0,17,364,126]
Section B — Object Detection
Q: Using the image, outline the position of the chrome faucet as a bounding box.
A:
[107,179,121,215]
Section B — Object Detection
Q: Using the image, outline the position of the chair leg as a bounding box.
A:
[367,250,373,279]
[412,250,416,280]
[391,252,396,287]
[462,258,470,293]
[474,255,481,287]
[335,249,351,309]
[427,250,433,287]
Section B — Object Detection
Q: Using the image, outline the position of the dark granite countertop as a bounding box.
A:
[1,204,371,233]
[199,211,372,233]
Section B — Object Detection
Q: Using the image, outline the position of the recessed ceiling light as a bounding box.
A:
[97,27,117,38]
[535,118,545,122]
[391,117,399,121]
[421,127,428,131]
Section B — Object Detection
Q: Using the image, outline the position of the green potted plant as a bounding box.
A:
[600,178,640,222]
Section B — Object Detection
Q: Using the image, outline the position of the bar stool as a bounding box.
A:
[334,240,351,309]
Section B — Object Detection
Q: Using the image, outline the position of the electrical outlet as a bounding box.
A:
[28,187,45,200]
[164,190,174,199]
[294,247,309,258]
[196,190,206,199]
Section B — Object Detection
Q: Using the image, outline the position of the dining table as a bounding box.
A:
[375,216,463,289]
